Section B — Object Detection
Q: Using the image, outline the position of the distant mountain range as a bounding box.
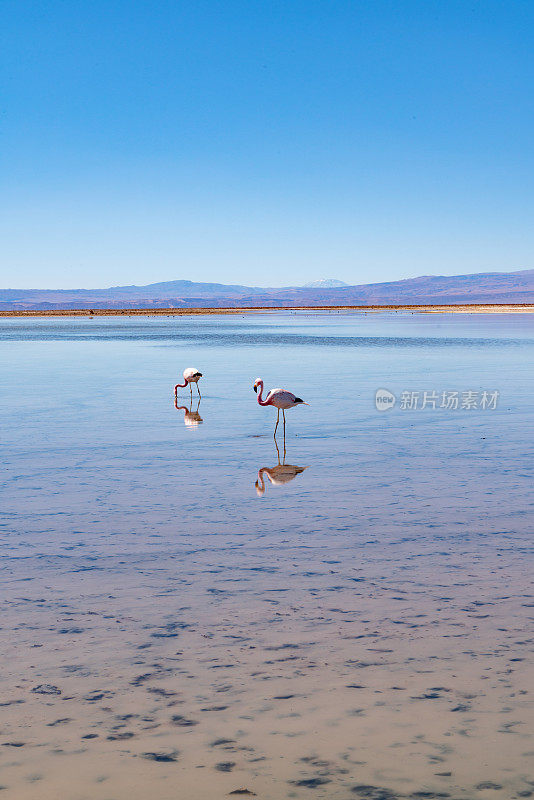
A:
[1,269,533,310]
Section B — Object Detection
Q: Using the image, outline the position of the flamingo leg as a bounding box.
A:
[197,382,201,399]
[274,436,281,464]
[274,408,280,438]
[282,409,286,438]
[189,383,193,400]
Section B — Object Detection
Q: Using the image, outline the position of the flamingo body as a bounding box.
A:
[262,388,303,410]
[182,367,202,385]
[175,367,203,398]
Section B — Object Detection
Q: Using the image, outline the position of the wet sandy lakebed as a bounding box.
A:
[1,312,533,799]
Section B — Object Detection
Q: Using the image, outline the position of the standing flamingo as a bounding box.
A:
[175,367,203,399]
[253,378,307,437]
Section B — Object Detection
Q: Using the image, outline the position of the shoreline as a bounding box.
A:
[1,303,534,317]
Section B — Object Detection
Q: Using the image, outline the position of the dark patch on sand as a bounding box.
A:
[171,715,199,727]
[291,776,332,788]
[83,690,113,702]
[31,684,61,695]
[475,782,503,791]
[351,785,401,799]
[141,751,179,763]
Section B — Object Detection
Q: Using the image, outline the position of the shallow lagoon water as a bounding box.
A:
[1,312,533,800]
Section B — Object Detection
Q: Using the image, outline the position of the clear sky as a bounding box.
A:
[2,0,533,289]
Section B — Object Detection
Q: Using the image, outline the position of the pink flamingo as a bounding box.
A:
[253,378,307,437]
[175,367,203,399]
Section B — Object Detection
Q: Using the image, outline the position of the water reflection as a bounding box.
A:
[255,437,308,496]
[174,396,203,427]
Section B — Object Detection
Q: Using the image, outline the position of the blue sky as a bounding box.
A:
[2,0,533,288]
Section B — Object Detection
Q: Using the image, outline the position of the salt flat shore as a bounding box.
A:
[1,303,534,317]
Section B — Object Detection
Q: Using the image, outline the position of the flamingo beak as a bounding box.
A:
[253,384,258,393]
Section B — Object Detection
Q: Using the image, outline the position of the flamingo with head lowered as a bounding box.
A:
[175,367,203,399]
[253,378,307,437]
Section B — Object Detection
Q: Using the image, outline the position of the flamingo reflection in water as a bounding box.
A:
[174,396,203,427]
[255,436,308,497]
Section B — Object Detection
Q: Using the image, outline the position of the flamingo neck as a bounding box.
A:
[256,380,271,406]
[174,379,188,390]
[255,470,266,496]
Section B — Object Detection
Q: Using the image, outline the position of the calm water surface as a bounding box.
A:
[1,312,533,800]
